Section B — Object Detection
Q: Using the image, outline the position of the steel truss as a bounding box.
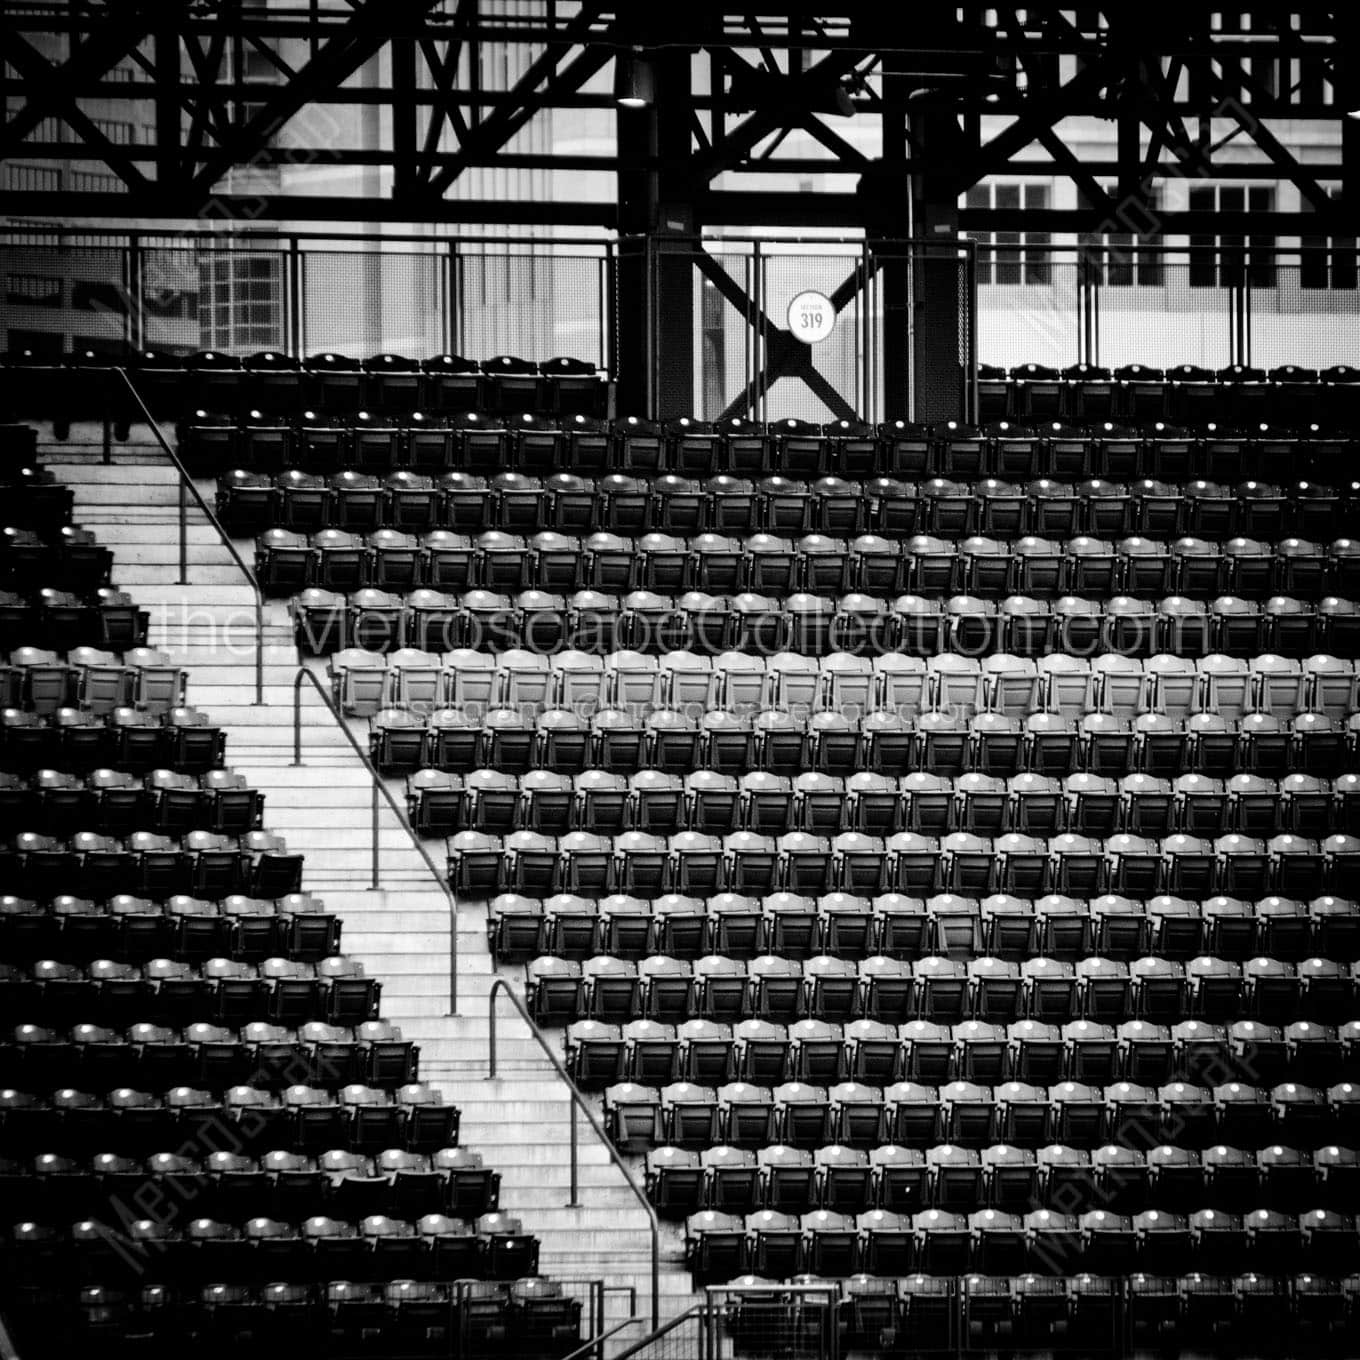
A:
[0,2,1355,233]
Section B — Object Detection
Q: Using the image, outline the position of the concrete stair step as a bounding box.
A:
[52,457,704,1332]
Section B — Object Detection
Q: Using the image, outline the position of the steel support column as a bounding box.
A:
[616,49,695,419]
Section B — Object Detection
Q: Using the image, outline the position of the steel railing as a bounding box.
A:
[113,368,265,706]
[291,666,458,1014]
[558,1314,647,1360]
[611,1302,707,1360]
[487,976,661,1330]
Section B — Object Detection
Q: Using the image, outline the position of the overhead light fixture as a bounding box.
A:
[614,50,656,109]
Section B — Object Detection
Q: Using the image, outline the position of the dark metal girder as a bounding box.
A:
[11,193,1350,234]
[9,192,618,226]
[6,142,1341,182]
[186,0,445,197]
[0,75,1351,120]
[422,1,607,197]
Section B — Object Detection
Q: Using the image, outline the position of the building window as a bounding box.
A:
[6,163,61,192]
[92,118,135,145]
[200,250,282,350]
[5,273,62,307]
[1189,185,1276,287]
[965,182,1052,285]
[69,169,125,194]
[1301,189,1356,290]
[25,116,62,145]
[1079,188,1164,286]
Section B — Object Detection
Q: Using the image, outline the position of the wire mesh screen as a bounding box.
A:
[707,1285,840,1360]
[1094,254,1233,369]
[1250,255,1360,369]
[758,251,867,423]
[456,250,605,366]
[907,244,974,424]
[697,252,754,421]
[1,242,130,355]
[302,250,443,356]
[975,247,1081,370]
[136,248,203,354]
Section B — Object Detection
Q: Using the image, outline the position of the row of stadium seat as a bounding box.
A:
[604,1077,1359,1153]
[0,1082,446,1156]
[572,1016,1357,1091]
[0,1019,414,1091]
[525,951,1360,1026]
[418,769,1360,843]
[649,1142,1360,1217]
[685,1206,1360,1284]
[365,705,1360,781]
[1,530,113,592]
[335,649,1360,720]
[1,1148,493,1221]
[0,768,264,837]
[228,469,1360,538]
[253,528,1360,601]
[443,823,1360,899]
[3,648,186,715]
[0,955,377,1028]
[1,893,337,962]
[0,707,225,774]
[0,589,144,653]
[187,411,1359,480]
[721,1269,1349,1351]
[3,1212,540,1283]
[2,829,303,901]
[981,360,1360,428]
[9,1275,576,1359]
[490,890,1360,963]
[2,348,609,421]
[292,590,1360,660]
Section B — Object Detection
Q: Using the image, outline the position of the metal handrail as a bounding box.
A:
[291,667,458,1014]
[558,1315,645,1360]
[112,367,265,705]
[487,977,661,1330]
[611,1302,707,1360]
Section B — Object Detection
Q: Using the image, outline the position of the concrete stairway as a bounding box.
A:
[49,445,699,1345]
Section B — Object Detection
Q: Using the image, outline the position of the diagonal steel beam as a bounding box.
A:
[188,0,442,196]
[0,4,155,156]
[955,55,1112,189]
[0,29,153,191]
[1206,61,1338,218]
[417,5,472,186]
[423,1,606,197]
[690,241,865,422]
[685,45,866,184]
[1036,125,1123,223]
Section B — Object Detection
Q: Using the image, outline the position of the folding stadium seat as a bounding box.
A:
[1310,893,1360,960]
[753,893,812,961]
[951,773,1004,836]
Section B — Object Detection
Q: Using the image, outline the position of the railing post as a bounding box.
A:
[486,978,661,1329]
[293,669,306,765]
[288,237,303,358]
[114,368,265,709]
[370,781,381,889]
[177,476,188,584]
[568,1100,579,1206]
[488,979,500,1078]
